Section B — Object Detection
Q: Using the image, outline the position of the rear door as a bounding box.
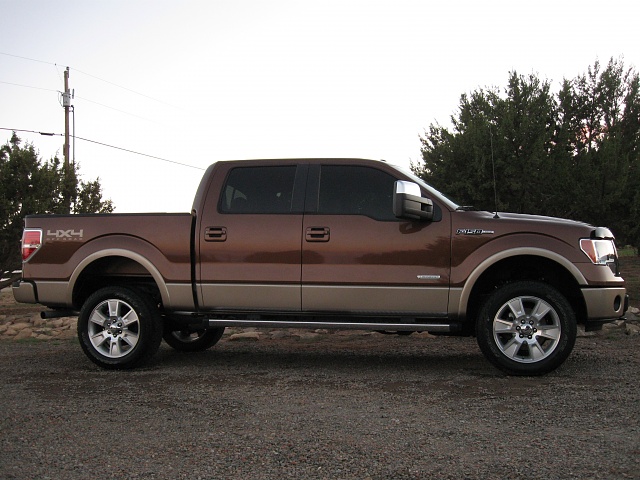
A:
[197,162,306,311]
[301,163,451,316]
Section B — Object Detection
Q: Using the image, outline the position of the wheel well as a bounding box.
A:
[72,256,162,309]
[465,255,587,332]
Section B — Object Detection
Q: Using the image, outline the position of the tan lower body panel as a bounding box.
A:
[33,281,195,310]
[164,283,196,310]
[12,280,37,304]
[302,285,449,315]
[198,284,301,311]
[34,281,70,307]
[582,287,626,319]
[198,284,449,315]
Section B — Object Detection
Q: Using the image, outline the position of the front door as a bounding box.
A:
[302,163,451,316]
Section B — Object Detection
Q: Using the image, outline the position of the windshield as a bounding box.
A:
[391,163,461,210]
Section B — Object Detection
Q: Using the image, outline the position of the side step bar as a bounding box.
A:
[206,318,460,333]
[41,309,78,319]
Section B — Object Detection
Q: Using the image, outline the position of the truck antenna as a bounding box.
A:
[490,126,500,219]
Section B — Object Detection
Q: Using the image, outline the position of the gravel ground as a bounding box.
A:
[1,327,639,480]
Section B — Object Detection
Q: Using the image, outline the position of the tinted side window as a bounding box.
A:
[220,166,297,214]
[318,166,397,221]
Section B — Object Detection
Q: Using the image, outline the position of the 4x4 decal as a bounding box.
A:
[46,229,84,240]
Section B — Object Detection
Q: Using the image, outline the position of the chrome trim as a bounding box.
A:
[207,318,456,332]
[456,229,495,235]
[594,227,614,239]
[394,180,421,196]
[21,228,43,264]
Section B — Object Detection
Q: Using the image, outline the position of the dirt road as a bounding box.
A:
[1,325,638,479]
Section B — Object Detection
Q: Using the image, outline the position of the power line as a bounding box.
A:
[1,51,178,109]
[0,80,58,92]
[72,67,180,109]
[74,95,165,124]
[0,51,56,66]
[1,53,194,168]
[0,127,204,171]
[1,78,165,124]
[74,135,204,171]
[0,127,57,137]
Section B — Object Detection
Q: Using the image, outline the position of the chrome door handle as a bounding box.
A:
[306,227,330,242]
[205,227,227,242]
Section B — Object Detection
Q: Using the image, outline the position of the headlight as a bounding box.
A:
[580,238,619,274]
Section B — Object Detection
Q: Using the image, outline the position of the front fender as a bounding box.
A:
[450,246,587,318]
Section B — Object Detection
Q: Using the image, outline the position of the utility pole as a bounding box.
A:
[62,67,73,211]
[63,67,70,169]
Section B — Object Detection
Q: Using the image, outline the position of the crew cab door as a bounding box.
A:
[196,162,306,311]
[301,164,451,316]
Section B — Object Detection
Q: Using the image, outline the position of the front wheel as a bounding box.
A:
[77,287,163,369]
[476,281,577,376]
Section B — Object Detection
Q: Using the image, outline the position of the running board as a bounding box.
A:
[41,309,78,319]
[206,318,459,333]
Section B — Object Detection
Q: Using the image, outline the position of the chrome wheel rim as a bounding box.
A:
[88,299,140,358]
[492,295,561,363]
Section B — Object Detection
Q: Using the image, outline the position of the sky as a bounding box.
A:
[1,0,638,213]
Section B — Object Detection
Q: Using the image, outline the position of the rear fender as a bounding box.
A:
[66,235,180,307]
[69,248,169,306]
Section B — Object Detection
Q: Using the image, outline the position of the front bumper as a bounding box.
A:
[12,280,37,304]
[581,287,627,331]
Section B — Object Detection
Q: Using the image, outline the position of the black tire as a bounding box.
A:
[476,281,577,376]
[77,287,163,370]
[163,326,225,352]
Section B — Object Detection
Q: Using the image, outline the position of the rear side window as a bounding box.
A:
[318,165,397,221]
[220,166,297,214]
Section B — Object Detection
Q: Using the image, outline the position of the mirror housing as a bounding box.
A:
[393,181,433,221]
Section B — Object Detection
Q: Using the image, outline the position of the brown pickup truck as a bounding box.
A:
[13,158,628,375]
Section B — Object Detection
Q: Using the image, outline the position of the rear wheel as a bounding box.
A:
[163,326,225,352]
[77,287,163,369]
[476,281,576,376]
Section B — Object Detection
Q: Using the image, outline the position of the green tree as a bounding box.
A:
[556,58,640,250]
[416,72,558,214]
[415,58,640,252]
[1,133,114,286]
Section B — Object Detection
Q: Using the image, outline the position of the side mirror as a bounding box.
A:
[393,181,433,221]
